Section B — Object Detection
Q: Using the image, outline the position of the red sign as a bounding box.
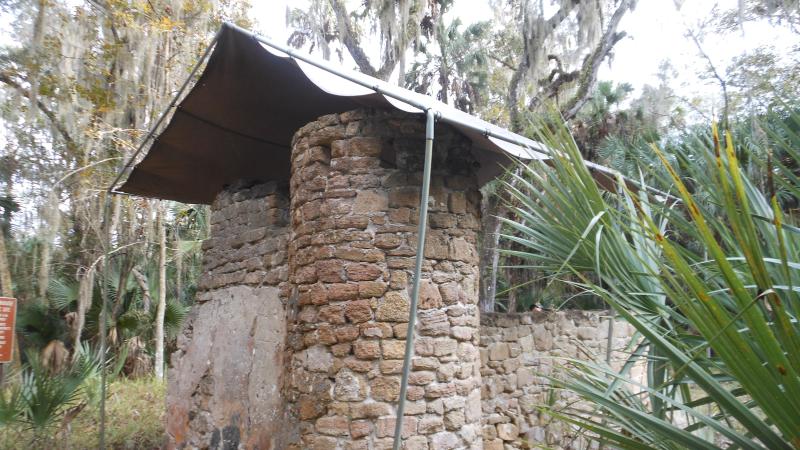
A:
[0,297,16,363]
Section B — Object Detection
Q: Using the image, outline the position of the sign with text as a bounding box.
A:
[0,297,17,363]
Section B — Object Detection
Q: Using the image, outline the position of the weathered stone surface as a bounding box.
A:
[376,291,411,322]
[381,339,407,360]
[370,376,401,402]
[179,110,494,450]
[429,431,460,450]
[341,299,372,324]
[316,416,350,436]
[353,190,389,214]
[346,263,383,281]
[497,423,519,441]
[334,369,366,401]
[480,311,637,449]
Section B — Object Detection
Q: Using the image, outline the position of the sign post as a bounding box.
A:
[0,297,17,363]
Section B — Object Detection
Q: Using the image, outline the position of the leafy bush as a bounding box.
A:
[501,116,800,448]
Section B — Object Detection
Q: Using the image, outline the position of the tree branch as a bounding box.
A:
[488,53,517,71]
[507,0,581,131]
[329,0,384,79]
[688,29,729,129]
[0,71,78,152]
[561,0,634,120]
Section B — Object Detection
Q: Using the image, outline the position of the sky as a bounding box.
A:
[250,0,799,110]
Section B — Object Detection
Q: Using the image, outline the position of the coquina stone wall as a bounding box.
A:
[165,109,639,450]
[167,181,295,449]
[480,311,637,450]
[287,110,483,450]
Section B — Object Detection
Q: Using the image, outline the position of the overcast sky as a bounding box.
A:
[251,0,799,109]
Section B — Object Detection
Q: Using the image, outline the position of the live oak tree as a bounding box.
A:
[0,0,248,374]
[287,0,432,82]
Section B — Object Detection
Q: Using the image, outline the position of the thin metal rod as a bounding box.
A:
[393,109,435,450]
[98,195,113,450]
[107,26,223,194]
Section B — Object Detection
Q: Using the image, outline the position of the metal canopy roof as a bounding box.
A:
[115,23,555,204]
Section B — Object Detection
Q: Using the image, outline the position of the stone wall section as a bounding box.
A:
[287,109,484,450]
[167,181,295,449]
[479,311,636,450]
[164,110,640,450]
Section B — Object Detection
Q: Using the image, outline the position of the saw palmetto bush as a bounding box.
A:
[500,114,800,449]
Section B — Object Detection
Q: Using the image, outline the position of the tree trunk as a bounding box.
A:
[131,267,152,314]
[174,232,183,304]
[37,191,60,301]
[73,266,95,353]
[154,202,167,380]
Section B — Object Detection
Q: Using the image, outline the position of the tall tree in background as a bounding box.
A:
[288,0,432,82]
[405,11,492,113]
[495,0,637,131]
[0,0,249,370]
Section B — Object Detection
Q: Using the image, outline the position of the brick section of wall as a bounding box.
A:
[166,181,295,449]
[287,109,484,450]
[196,181,290,296]
[479,311,636,450]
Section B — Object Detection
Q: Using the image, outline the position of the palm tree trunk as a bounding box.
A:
[154,202,167,380]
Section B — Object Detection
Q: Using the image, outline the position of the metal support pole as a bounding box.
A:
[98,194,113,450]
[392,109,435,450]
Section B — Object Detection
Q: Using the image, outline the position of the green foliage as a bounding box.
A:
[0,376,166,450]
[501,111,800,448]
[16,299,69,349]
[406,17,492,113]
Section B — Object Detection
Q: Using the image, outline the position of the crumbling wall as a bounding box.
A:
[166,181,295,449]
[480,311,637,450]
[287,109,484,450]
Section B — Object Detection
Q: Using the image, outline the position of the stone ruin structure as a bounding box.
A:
[166,109,634,450]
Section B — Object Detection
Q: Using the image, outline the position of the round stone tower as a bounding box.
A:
[287,109,484,450]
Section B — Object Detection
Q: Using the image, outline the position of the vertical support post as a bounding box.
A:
[98,194,112,450]
[393,109,435,450]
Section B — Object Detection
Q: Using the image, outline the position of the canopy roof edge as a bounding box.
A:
[112,22,671,205]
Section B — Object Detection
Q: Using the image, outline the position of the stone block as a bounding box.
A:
[376,416,418,438]
[316,415,350,436]
[316,259,345,283]
[497,423,519,441]
[376,291,410,322]
[318,304,346,324]
[350,420,372,439]
[429,431,460,450]
[353,190,389,214]
[327,283,359,301]
[345,300,373,323]
[353,340,381,360]
[371,376,401,402]
[418,415,444,434]
[382,339,407,359]
[333,369,366,401]
[418,279,443,309]
[488,343,510,361]
[418,310,450,336]
[359,281,388,298]
[346,263,383,281]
